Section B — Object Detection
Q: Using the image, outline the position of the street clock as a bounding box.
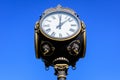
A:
[34,5,86,80]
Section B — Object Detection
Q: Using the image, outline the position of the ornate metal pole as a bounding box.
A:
[54,64,68,80]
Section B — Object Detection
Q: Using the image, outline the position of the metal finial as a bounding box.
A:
[57,4,62,8]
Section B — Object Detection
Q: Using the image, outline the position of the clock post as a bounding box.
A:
[34,5,86,80]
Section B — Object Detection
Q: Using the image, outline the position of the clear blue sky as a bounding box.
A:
[0,0,120,80]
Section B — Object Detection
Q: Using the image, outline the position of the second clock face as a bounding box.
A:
[40,11,81,41]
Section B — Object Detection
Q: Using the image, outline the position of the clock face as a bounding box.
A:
[40,11,81,41]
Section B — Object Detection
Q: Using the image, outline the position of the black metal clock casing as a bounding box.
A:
[35,5,86,67]
[34,5,86,80]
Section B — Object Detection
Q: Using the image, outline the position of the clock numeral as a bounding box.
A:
[68,18,73,22]
[51,16,56,19]
[51,32,56,37]
[46,20,51,22]
[65,16,68,19]
[71,24,77,26]
[45,28,51,33]
[66,33,70,36]
[58,14,62,17]
[59,33,62,38]
[58,14,62,20]
[43,24,50,27]
[69,28,75,32]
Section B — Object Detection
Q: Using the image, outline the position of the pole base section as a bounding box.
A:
[54,64,68,80]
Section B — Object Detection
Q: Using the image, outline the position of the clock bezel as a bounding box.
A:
[39,5,82,41]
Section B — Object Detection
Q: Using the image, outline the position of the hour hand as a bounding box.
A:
[60,20,68,26]
[57,19,68,29]
[56,25,61,29]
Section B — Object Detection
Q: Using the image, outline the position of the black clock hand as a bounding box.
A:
[60,15,61,24]
[60,19,68,27]
[56,15,62,29]
[58,18,69,29]
[57,16,70,29]
[56,19,68,29]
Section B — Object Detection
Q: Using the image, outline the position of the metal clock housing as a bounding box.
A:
[34,5,86,69]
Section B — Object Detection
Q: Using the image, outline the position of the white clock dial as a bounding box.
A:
[40,11,81,41]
